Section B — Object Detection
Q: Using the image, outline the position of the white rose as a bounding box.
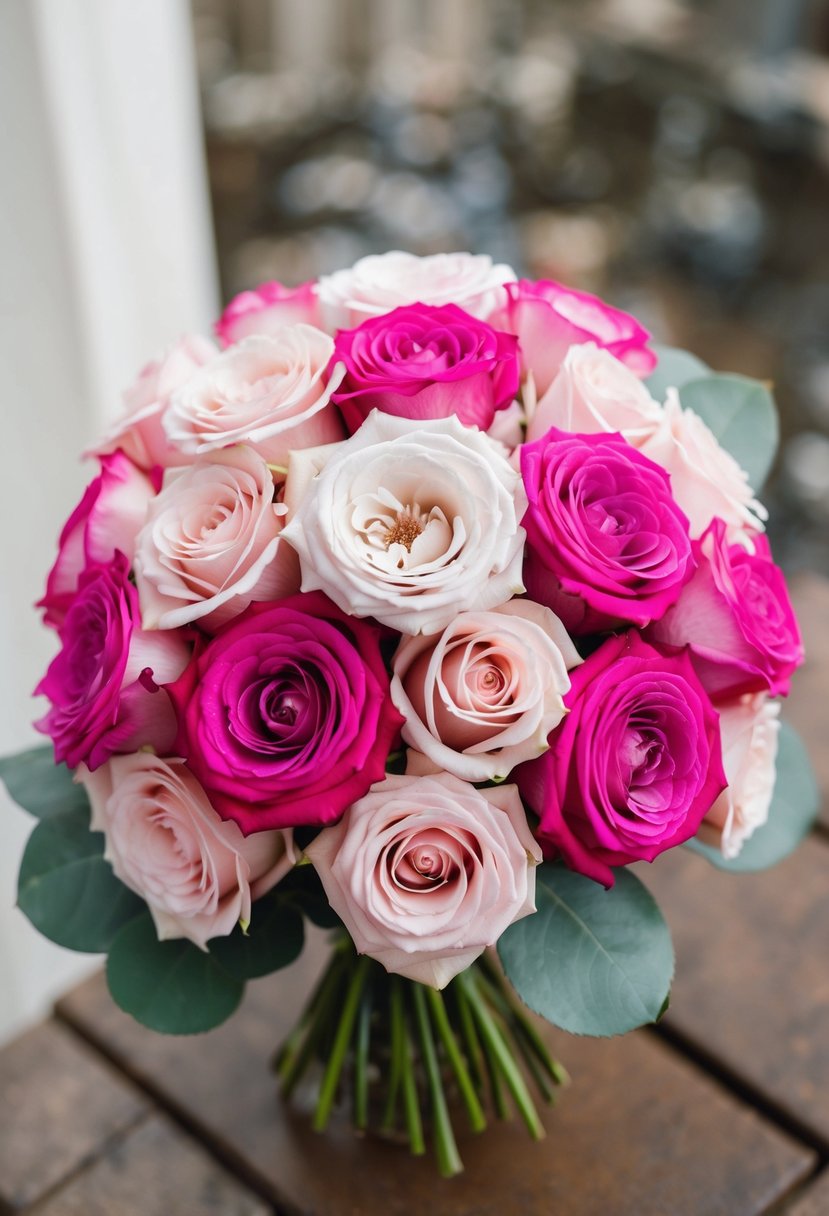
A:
[281,412,527,635]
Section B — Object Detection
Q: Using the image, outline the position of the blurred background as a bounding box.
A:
[2,0,828,1041]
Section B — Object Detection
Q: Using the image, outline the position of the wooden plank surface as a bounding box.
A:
[57,943,814,1216]
[783,1168,829,1215]
[0,1021,146,1212]
[787,572,829,826]
[29,1115,271,1216]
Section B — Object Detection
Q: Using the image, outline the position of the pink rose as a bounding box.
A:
[490,279,656,398]
[215,281,320,346]
[36,554,189,770]
[163,328,346,465]
[520,428,694,634]
[331,303,520,433]
[39,452,154,628]
[305,773,541,988]
[134,445,299,632]
[698,694,781,859]
[525,342,662,445]
[646,518,803,699]
[516,631,726,887]
[638,389,766,538]
[79,754,294,949]
[93,335,218,471]
[282,412,527,636]
[392,600,580,782]
[317,250,516,330]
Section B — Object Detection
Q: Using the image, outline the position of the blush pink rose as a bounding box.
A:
[93,335,218,471]
[516,631,726,887]
[646,518,803,699]
[489,279,656,398]
[36,554,189,771]
[134,445,299,632]
[331,303,520,433]
[305,773,541,989]
[392,600,581,782]
[163,328,346,465]
[697,694,780,860]
[216,281,320,346]
[520,428,695,634]
[39,452,154,628]
[79,754,294,949]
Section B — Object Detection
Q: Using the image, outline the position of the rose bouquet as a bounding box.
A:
[2,251,818,1177]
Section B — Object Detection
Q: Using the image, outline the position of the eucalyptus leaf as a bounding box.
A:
[498,863,674,1037]
[17,809,143,952]
[645,345,710,400]
[211,893,304,981]
[679,373,779,491]
[687,722,818,873]
[0,745,88,819]
[107,912,244,1034]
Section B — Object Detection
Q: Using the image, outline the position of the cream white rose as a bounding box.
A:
[281,412,528,635]
[163,327,345,465]
[393,600,581,782]
[316,250,516,330]
[698,694,781,859]
[305,773,541,988]
[79,754,294,950]
[134,445,299,632]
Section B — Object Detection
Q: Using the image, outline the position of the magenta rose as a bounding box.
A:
[647,518,803,699]
[489,279,656,397]
[39,451,154,628]
[166,591,405,835]
[215,280,320,346]
[331,303,520,433]
[35,553,189,770]
[520,428,694,634]
[516,631,726,887]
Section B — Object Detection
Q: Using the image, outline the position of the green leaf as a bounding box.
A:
[645,344,710,400]
[0,745,89,819]
[687,722,818,873]
[17,809,144,952]
[679,373,779,491]
[498,863,674,1037]
[107,912,244,1034]
[210,892,304,981]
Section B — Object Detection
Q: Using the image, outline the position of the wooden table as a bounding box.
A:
[2,573,827,1216]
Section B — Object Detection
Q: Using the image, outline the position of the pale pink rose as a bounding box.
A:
[392,600,581,782]
[79,754,294,950]
[526,343,662,444]
[93,335,218,471]
[163,328,346,465]
[697,694,780,859]
[638,389,766,538]
[486,399,525,452]
[305,773,541,988]
[281,412,528,635]
[134,445,300,632]
[215,281,320,346]
[316,250,516,330]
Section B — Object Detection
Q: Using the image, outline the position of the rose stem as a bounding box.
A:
[460,979,511,1121]
[394,979,425,1156]
[451,983,487,1097]
[411,983,464,1178]
[478,953,569,1087]
[313,955,370,1132]
[425,988,487,1133]
[381,978,405,1132]
[353,981,372,1131]
[473,970,563,1102]
[460,971,545,1142]
[281,950,349,1098]
[273,946,344,1073]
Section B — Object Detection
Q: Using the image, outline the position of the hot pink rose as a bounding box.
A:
[516,631,726,887]
[166,591,404,835]
[93,335,218,471]
[331,303,520,433]
[698,694,780,860]
[520,428,694,634]
[216,281,320,346]
[490,279,656,398]
[79,754,294,949]
[39,452,154,628]
[36,554,189,771]
[646,518,803,699]
[305,773,541,988]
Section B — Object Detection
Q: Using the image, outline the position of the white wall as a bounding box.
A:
[0,0,219,1045]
